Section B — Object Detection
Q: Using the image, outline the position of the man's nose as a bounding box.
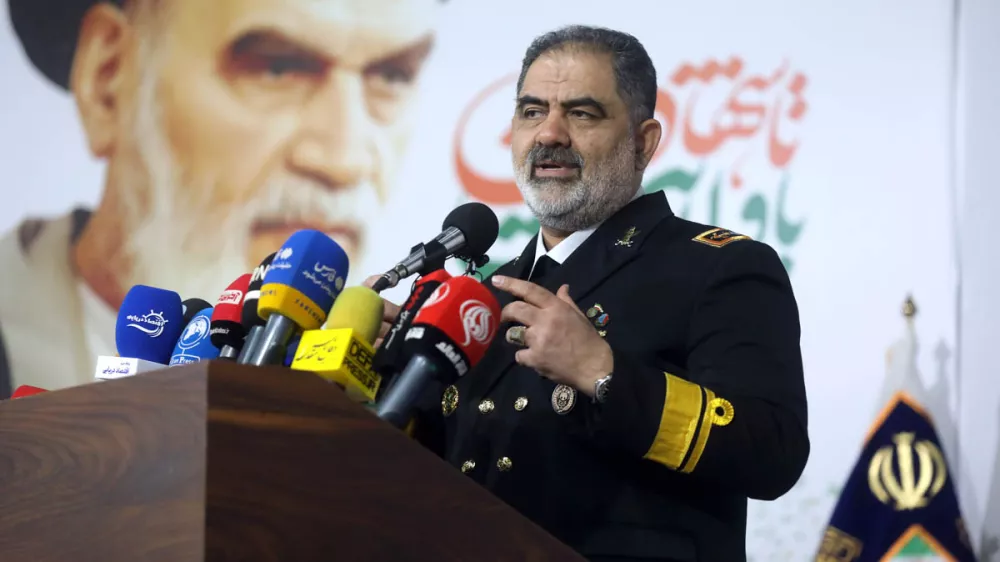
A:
[289,70,375,192]
[535,112,571,147]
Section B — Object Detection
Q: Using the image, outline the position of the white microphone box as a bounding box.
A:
[94,355,168,381]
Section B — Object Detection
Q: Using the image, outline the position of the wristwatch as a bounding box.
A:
[593,374,613,404]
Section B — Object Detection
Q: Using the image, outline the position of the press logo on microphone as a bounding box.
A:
[459,300,495,346]
[177,316,210,350]
[422,284,450,309]
[436,340,469,377]
[126,309,170,338]
[269,246,295,271]
[313,263,344,288]
[218,290,243,305]
[250,263,271,284]
[301,262,345,300]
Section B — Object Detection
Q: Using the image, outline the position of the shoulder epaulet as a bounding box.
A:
[691,227,751,248]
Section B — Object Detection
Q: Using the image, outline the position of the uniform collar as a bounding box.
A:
[528,185,644,278]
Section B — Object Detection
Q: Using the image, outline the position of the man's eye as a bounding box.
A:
[259,55,324,77]
[523,108,544,118]
[377,65,415,84]
[570,110,593,119]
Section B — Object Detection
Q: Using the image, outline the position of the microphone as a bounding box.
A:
[370,202,499,293]
[241,230,349,366]
[291,286,384,402]
[97,285,184,380]
[210,273,252,360]
[371,268,452,397]
[283,334,301,368]
[375,275,500,429]
[168,307,219,365]
[181,298,212,327]
[10,385,47,399]
[237,252,276,364]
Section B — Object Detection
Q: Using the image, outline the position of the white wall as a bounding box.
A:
[957,0,1000,557]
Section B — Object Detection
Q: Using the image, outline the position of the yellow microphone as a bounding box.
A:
[290,286,384,402]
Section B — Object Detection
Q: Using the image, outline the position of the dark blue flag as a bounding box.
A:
[816,391,977,561]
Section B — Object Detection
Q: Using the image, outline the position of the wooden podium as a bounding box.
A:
[0,362,584,561]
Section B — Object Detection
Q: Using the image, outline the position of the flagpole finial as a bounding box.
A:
[903,295,917,319]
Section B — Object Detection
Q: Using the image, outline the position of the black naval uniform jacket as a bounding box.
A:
[411,192,809,562]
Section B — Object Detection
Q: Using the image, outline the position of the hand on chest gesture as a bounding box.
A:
[492,275,613,398]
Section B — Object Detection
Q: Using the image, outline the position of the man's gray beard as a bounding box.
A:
[114,53,384,303]
[513,137,640,233]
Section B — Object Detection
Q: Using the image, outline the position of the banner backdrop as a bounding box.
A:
[0,0,960,559]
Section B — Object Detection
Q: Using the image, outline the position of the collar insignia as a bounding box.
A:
[615,226,639,248]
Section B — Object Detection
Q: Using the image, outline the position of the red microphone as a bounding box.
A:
[11,385,48,399]
[210,273,252,360]
[374,276,500,428]
[372,268,453,385]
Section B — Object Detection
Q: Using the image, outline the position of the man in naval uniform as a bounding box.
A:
[0,0,444,395]
[373,26,810,562]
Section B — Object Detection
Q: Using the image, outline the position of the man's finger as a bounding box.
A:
[364,273,402,322]
[378,320,392,338]
[514,348,536,368]
[555,284,574,305]
[382,299,401,322]
[492,275,557,308]
[501,300,542,326]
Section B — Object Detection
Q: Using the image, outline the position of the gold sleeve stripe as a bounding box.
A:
[643,373,736,473]
[644,373,706,470]
[680,388,719,473]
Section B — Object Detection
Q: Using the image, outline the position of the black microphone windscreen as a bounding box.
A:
[442,202,498,258]
[182,298,212,326]
[242,252,276,328]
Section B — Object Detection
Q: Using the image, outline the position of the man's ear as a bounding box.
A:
[633,118,662,172]
[71,3,135,158]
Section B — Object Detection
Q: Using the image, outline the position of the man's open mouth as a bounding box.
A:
[535,160,579,169]
[533,160,581,177]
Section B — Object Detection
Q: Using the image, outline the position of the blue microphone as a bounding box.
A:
[240,230,349,366]
[115,285,184,364]
[98,285,184,380]
[168,307,220,366]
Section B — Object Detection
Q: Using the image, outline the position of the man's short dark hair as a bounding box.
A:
[516,25,657,128]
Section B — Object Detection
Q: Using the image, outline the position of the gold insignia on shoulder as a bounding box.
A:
[868,432,948,511]
[441,385,459,416]
[692,227,750,248]
[615,226,639,248]
[708,397,735,426]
